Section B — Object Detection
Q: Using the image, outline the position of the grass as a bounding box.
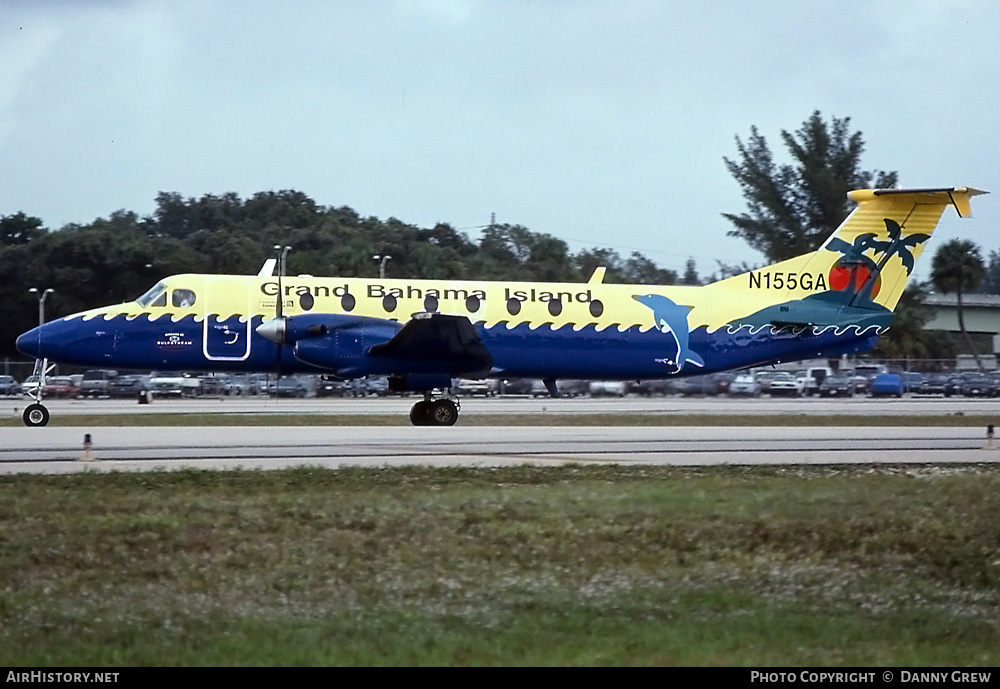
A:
[1,413,998,427]
[2,465,999,665]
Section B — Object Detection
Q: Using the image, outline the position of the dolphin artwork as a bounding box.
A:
[632,294,705,372]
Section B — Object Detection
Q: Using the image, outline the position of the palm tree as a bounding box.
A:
[930,239,985,370]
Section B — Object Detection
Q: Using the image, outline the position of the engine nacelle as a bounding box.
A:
[276,314,402,371]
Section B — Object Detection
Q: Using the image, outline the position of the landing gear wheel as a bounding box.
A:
[429,399,459,426]
[23,403,50,427]
[409,401,432,426]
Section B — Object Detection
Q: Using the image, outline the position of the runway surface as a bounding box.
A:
[3,393,1000,417]
[2,425,998,474]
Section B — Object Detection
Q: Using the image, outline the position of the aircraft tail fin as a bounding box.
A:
[715,186,986,312]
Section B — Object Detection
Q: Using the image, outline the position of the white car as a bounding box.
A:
[148,371,202,398]
[766,372,803,397]
[588,380,627,397]
[451,378,497,397]
[728,374,761,397]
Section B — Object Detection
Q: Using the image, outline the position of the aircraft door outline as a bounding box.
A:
[203,281,252,361]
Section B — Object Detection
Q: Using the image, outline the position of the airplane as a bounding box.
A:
[14,186,985,427]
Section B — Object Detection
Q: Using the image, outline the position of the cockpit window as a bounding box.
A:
[136,282,167,308]
[172,289,197,308]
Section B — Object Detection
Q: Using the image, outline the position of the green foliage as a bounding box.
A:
[871,280,934,360]
[681,257,700,286]
[0,212,44,246]
[932,239,985,296]
[723,110,898,261]
[931,239,986,367]
[976,249,1000,294]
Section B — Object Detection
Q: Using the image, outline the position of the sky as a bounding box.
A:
[2,0,998,284]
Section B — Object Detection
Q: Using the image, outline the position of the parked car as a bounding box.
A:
[108,374,151,398]
[728,373,762,397]
[362,376,391,396]
[797,366,833,396]
[843,371,871,395]
[675,375,715,396]
[901,371,925,393]
[559,380,591,397]
[529,379,590,398]
[148,371,201,398]
[198,374,231,396]
[766,372,803,397]
[316,376,350,397]
[628,379,673,396]
[870,373,904,398]
[915,373,950,396]
[855,363,888,381]
[991,372,1000,397]
[588,380,627,397]
[227,373,264,396]
[452,378,497,397]
[0,375,20,396]
[960,375,995,398]
[754,370,778,394]
[712,372,736,395]
[266,376,308,398]
[78,369,119,398]
[818,374,855,398]
[943,374,971,397]
[42,376,79,398]
[498,378,534,396]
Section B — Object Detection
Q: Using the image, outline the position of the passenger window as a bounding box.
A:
[172,289,197,308]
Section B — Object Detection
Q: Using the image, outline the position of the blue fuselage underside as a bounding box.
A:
[17,315,878,380]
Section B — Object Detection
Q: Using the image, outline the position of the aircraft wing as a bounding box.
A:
[368,313,492,376]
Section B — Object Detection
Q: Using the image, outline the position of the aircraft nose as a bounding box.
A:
[16,326,43,358]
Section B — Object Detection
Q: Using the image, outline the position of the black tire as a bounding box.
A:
[429,399,459,426]
[23,403,50,427]
[409,401,431,426]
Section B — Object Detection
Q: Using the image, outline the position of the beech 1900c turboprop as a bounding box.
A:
[15,186,985,427]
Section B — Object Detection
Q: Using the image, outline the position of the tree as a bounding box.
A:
[621,252,677,285]
[871,280,934,363]
[975,248,1000,294]
[723,111,897,261]
[930,239,985,370]
[0,212,45,246]
[681,258,700,286]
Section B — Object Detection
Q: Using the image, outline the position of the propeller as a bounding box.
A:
[255,245,292,387]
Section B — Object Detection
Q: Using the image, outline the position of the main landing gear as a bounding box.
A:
[408,392,459,426]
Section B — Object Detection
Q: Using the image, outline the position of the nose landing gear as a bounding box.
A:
[22,358,53,427]
[23,403,50,427]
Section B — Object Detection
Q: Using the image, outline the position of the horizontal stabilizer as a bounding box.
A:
[850,186,988,218]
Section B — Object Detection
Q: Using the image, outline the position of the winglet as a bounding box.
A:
[588,267,606,285]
